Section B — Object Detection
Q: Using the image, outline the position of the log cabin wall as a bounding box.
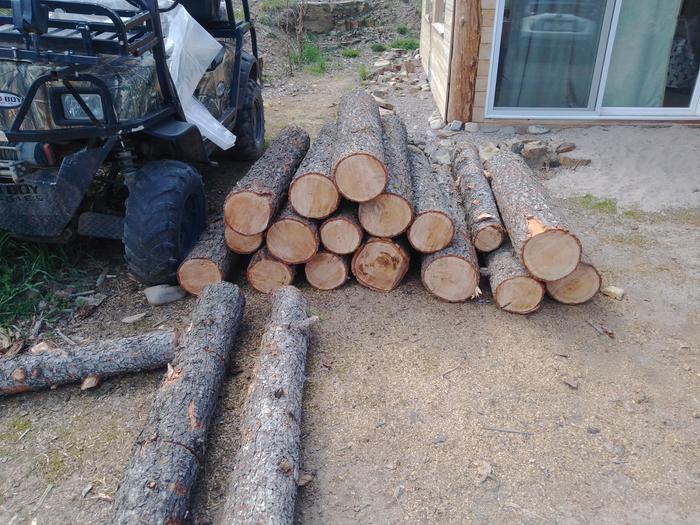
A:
[420,0,455,117]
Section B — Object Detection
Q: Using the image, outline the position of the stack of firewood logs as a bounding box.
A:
[177,91,600,313]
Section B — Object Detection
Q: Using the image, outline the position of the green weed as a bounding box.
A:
[342,48,360,58]
[260,0,287,11]
[370,42,387,52]
[358,64,369,81]
[397,25,409,35]
[390,38,419,51]
[291,40,322,65]
[572,194,618,214]
[307,59,327,75]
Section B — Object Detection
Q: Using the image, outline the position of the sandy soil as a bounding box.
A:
[2,5,700,524]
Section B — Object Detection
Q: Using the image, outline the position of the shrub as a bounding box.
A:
[358,64,369,81]
[292,40,322,65]
[397,25,409,35]
[308,59,327,75]
[370,42,387,52]
[342,48,360,58]
[390,38,419,51]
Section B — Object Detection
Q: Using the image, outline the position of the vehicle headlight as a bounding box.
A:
[60,93,105,121]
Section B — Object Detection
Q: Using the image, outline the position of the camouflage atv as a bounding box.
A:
[0,0,264,284]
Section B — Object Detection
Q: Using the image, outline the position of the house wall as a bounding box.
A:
[420,0,455,117]
[472,0,496,122]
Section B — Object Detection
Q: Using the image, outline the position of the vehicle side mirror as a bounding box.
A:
[11,0,49,35]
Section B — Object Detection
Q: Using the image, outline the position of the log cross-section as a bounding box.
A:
[546,257,601,305]
[266,202,320,264]
[305,251,349,291]
[486,244,545,314]
[111,282,246,525]
[221,286,314,525]
[319,205,363,255]
[247,247,297,294]
[352,237,410,292]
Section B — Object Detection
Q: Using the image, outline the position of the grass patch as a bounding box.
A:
[390,38,419,51]
[397,25,409,35]
[291,40,322,65]
[35,446,66,483]
[370,42,387,52]
[570,194,618,214]
[358,64,369,81]
[307,58,327,75]
[342,48,360,58]
[259,0,287,11]
[0,416,32,442]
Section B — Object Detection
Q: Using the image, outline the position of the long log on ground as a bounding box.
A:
[0,331,176,396]
[247,247,297,294]
[178,220,236,296]
[319,204,363,255]
[352,237,410,292]
[486,151,581,281]
[225,226,263,255]
[486,244,545,314]
[421,172,480,302]
[305,251,349,291]
[266,202,320,264]
[454,141,506,252]
[224,126,310,235]
[406,147,455,253]
[358,115,414,237]
[288,122,340,219]
[111,283,245,525]
[221,286,314,525]
[546,257,601,305]
[332,91,388,202]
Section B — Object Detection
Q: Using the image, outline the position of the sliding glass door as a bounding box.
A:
[487,0,700,119]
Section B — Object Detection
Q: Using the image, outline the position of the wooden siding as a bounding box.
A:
[420,0,454,117]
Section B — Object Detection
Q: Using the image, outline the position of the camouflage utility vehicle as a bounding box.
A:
[0,0,264,284]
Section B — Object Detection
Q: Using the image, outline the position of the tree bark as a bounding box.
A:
[546,257,601,305]
[288,122,340,219]
[178,220,236,296]
[319,204,363,255]
[407,147,455,253]
[224,126,310,235]
[225,226,263,255]
[447,0,481,122]
[352,237,410,292]
[304,251,349,291]
[421,178,480,302]
[358,115,414,237]
[0,331,176,396]
[111,283,245,525]
[221,286,313,525]
[486,244,545,314]
[454,141,505,252]
[332,91,388,202]
[247,247,297,294]
[486,151,581,281]
[266,202,320,264]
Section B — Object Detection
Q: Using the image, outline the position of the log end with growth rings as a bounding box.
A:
[473,224,505,253]
[304,252,348,291]
[177,259,223,296]
[225,227,263,254]
[289,174,340,219]
[421,255,480,302]
[334,154,388,203]
[320,217,363,255]
[266,218,319,264]
[247,251,295,294]
[224,191,273,235]
[493,276,545,314]
[351,238,410,292]
[522,224,582,281]
[408,212,455,253]
[359,194,413,237]
[546,261,601,305]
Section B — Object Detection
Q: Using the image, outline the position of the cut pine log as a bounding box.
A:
[224,126,310,235]
[486,244,545,314]
[247,247,296,293]
[305,251,349,291]
[178,220,236,295]
[486,151,581,281]
[546,258,601,305]
[332,91,388,202]
[352,237,410,292]
[454,142,505,252]
[266,202,320,264]
[406,147,455,253]
[319,205,363,255]
[288,122,340,219]
[421,185,480,302]
[111,283,245,525]
[225,226,263,254]
[358,115,414,237]
[221,286,314,525]
[0,331,176,396]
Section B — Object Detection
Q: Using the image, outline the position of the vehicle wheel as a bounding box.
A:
[123,160,206,285]
[229,78,265,161]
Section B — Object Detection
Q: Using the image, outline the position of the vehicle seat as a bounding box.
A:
[179,0,220,24]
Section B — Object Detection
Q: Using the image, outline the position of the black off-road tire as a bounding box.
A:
[230,78,265,161]
[123,160,206,285]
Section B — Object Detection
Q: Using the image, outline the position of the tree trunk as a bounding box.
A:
[407,147,455,253]
[288,122,340,219]
[225,226,263,255]
[178,220,236,296]
[486,244,545,314]
[358,115,414,237]
[221,286,313,525]
[247,247,297,294]
[266,202,320,264]
[304,251,349,291]
[421,182,480,302]
[111,283,245,525]
[224,126,310,235]
[447,0,481,122]
[546,257,601,305]
[454,141,505,252]
[486,151,581,281]
[0,331,176,396]
[319,204,363,255]
[352,237,410,292]
[332,91,388,202]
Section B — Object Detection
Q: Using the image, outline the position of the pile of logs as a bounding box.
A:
[177,90,600,313]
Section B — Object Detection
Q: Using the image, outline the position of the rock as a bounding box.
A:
[378,107,395,116]
[423,143,437,157]
[431,148,452,165]
[499,126,516,135]
[527,125,550,135]
[556,142,576,153]
[510,141,524,154]
[431,434,447,445]
[420,83,431,92]
[121,312,147,324]
[473,460,493,484]
[521,141,547,160]
[479,125,501,134]
[601,285,625,300]
[559,155,591,168]
[562,376,579,390]
[464,122,479,133]
[144,284,187,306]
[372,88,388,98]
[403,60,416,74]
[372,95,394,110]
[587,426,601,435]
[429,118,445,130]
[449,120,464,132]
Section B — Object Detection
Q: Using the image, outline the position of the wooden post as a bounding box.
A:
[446,0,481,123]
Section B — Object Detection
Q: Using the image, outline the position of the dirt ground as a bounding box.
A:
[2,4,700,524]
